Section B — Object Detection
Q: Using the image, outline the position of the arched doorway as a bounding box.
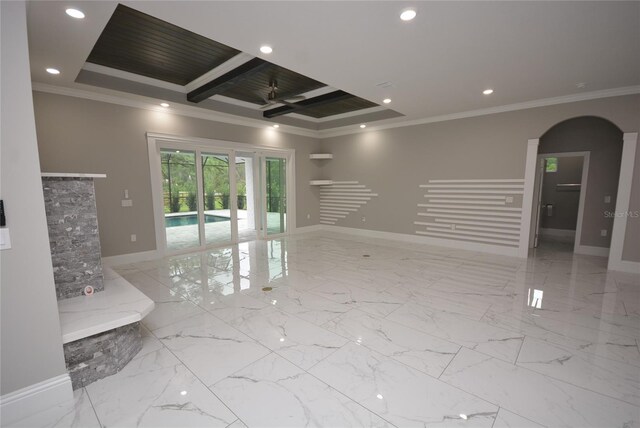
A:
[521,117,637,270]
[534,117,623,254]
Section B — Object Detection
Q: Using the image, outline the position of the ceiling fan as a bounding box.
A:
[259,79,306,109]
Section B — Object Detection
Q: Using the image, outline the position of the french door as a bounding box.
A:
[149,134,293,255]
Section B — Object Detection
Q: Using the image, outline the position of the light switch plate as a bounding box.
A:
[121,199,133,207]
[604,195,611,203]
[505,196,514,203]
[0,228,11,250]
[601,229,607,237]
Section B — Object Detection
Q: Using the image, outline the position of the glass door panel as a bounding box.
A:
[265,157,287,235]
[235,152,258,242]
[161,149,201,251]
[201,152,232,246]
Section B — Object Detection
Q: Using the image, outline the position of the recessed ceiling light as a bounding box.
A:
[46,68,60,75]
[65,8,85,19]
[260,45,273,54]
[459,414,468,420]
[576,82,587,89]
[160,103,170,108]
[272,124,279,128]
[400,9,417,21]
[483,88,494,95]
[383,98,392,104]
[360,124,366,129]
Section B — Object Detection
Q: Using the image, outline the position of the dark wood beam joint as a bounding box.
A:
[187,57,270,103]
[263,90,354,118]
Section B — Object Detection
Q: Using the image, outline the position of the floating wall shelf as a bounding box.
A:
[310,180,334,186]
[309,153,333,160]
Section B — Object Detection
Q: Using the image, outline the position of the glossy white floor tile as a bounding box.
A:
[309,342,498,427]
[440,347,640,427]
[16,234,640,427]
[213,352,392,427]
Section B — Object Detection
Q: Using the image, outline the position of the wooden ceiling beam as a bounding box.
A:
[187,57,271,103]
[262,90,355,118]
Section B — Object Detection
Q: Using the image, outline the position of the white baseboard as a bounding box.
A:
[102,249,159,267]
[0,374,72,425]
[575,245,610,257]
[608,259,640,274]
[540,228,576,238]
[319,225,521,258]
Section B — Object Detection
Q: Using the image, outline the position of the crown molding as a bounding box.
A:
[31,82,319,139]
[32,82,639,141]
[316,85,640,139]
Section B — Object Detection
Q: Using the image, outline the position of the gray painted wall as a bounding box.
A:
[540,156,583,231]
[539,117,623,248]
[33,93,321,257]
[0,2,67,395]
[320,95,640,261]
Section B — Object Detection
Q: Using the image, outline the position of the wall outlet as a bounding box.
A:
[361,216,366,222]
[505,196,514,203]
[121,199,133,207]
[130,234,137,242]
[604,195,611,203]
[0,228,11,250]
[600,229,607,237]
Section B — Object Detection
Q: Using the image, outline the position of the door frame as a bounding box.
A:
[521,132,638,272]
[531,151,590,253]
[147,132,296,257]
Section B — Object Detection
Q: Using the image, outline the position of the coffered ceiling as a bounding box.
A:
[26,1,640,134]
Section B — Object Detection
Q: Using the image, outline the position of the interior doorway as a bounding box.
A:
[148,133,295,256]
[526,116,625,259]
[532,152,588,252]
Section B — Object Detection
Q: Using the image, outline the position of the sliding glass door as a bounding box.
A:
[161,149,201,251]
[153,138,292,255]
[265,156,287,236]
[201,152,233,246]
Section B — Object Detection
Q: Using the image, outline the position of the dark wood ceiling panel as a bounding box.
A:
[87,4,241,85]
[296,97,378,118]
[218,63,326,105]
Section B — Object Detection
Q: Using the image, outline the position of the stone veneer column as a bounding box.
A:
[42,176,104,299]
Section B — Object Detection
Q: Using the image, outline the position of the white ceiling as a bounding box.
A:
[27,1,640,130]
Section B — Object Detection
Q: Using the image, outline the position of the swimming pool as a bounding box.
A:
[165,214,230,227]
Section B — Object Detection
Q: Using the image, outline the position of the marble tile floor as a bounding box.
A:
[12,233,640,427]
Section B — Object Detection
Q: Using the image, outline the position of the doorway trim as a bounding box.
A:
[146,132,296,257]
[521,132,638,271]
[531,151,590,254]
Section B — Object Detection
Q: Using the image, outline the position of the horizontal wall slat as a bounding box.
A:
[425,208,522,218]
[426,179,525,184]
[434,218,521,229]
[320,192,379,197]
[321,188,374,192]
[421,213,521,223]
[416,230,519,247]
[427,189,524,194]
[419,204,520,211]
[331,181,359,184]
[456,225,521,235]
[328,184,366,188]
[320,209,354,215]
[427,199,506,205]
[320,196,371,200]
[320,204,361,209]
[426,227,519,240]
[423,194,507,200]
[320,207,358,212]
[421,184,524,189]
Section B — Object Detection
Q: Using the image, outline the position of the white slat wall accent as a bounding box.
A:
[319,181,378,225]
[415,179,525,248]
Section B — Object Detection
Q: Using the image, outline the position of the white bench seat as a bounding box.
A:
[58,268,154,344]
